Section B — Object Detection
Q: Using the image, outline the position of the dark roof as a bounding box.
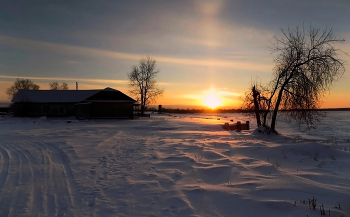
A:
[11,87,136,103]
[11,89,100,103]
[85,88,136,102]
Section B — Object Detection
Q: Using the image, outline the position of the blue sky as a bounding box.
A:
[1,0,349,108]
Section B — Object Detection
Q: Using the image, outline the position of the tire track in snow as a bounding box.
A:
[32,142,54,217]
[18,140,51,216]
[0,145,9,190]
[38,144,58,217]
[19,141,49,217]
[0,138,84,217]
[46,194,56,217]
[10,143,34,216]
[0,143,21,217]
[0,145,10,217]
[28,140,62,217]
[50,143,81,201]
[36,140,82,216]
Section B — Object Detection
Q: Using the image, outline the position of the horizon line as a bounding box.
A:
[0,102,349,110]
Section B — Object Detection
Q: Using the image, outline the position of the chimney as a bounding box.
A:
[76,82,78,90]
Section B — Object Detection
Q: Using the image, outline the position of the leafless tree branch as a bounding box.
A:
[242,25,345,133]
[128,57,164,115]
[6,78,40,99]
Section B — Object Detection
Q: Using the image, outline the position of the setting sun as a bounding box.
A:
[203,92,222,109]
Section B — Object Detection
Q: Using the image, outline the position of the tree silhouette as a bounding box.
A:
[128,57,164,116]
[243,26,345,132]
[241,83,271,128]
[6,78,40,99]
[49,82,69,90]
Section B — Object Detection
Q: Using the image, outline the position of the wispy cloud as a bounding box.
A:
[199,87,241,97]
[176,37,223,48]
[0,35,273,72]
[0,75,128,84]
[217,90,241,97]
[0,75,177,88]
[0,35,141,61]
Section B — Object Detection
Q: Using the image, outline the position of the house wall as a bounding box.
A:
[13,103,75,117]
[13,102,135,119]
[89,102,134,118]
[76,103,90,119]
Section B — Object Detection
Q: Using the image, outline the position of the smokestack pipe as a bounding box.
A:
[76,82,78,90]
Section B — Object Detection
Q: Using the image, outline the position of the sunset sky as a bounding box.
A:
[1,0,349,108]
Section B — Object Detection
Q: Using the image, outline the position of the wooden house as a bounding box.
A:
[11,87,138,119]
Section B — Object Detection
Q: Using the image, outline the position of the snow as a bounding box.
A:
[0,112,349,217]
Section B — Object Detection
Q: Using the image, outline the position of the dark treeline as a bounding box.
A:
[146,107,243,113]
[161,108,245,114]
[147,107,350,114]
[315,108,350,112]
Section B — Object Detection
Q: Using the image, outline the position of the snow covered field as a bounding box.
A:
[0,112,349,217]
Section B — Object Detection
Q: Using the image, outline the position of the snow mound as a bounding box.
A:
[252,126,277,135]
[38,116,47,121]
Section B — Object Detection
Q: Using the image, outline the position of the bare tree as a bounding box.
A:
[241,83,272,128]
[49,82,60,90]
[259,26,345,133]
[128,57,164,115]
[6,78,40,99]
[61,82,69,90]
[49,82,69,90]
[242,26,345,133]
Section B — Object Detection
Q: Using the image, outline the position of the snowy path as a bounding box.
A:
[0,113,349,217]
[0,139,82,217]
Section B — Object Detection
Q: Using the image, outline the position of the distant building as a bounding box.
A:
[11,87,139,119]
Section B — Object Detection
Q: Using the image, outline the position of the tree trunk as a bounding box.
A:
[252,86,261,126]
[262,99,272,128]
[140,89,144,116]
[141,105,145,116]
[262,107,268,128]
[270,87,284,132]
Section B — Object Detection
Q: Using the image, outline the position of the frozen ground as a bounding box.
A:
[0,112,349,217]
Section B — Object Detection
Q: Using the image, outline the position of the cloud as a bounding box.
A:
[194,0,224,17]
[199,87,241,97]
[0,34,141,60]
[0,75,127,85]
[0,35,273,72]
[177,37,223,48]
[217,90,241,97]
